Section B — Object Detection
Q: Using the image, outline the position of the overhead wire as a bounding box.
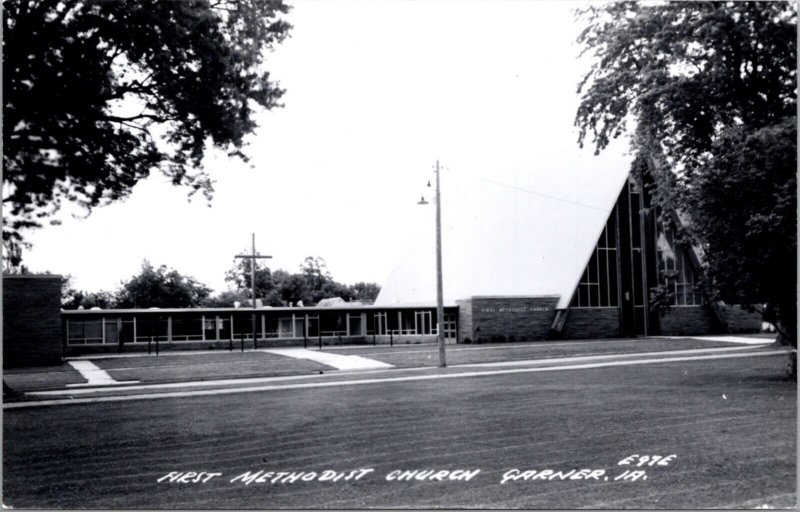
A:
[478,176,612,213]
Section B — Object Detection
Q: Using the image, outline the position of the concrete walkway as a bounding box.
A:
[66,361,139,387]
[688,335,774,345]
[259,348,394,370]
[10,346,788,408]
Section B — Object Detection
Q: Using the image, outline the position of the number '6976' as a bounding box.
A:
[618,454,677,467]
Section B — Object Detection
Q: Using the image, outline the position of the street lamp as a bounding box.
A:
[419,160,446,368]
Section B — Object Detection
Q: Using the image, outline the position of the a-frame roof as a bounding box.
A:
[374,149,632,309]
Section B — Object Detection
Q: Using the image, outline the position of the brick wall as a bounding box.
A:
[719,305,763,334]
[457,296,558,343]
[3,275,63,367]
[456,299,474,343]
[561,308,621,339]
[658,306,720,336]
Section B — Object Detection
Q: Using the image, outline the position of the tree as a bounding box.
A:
[2,0,292,268]
[224,255,278,304]
[575,2,797,346]
[349,282,381,304]
[116,260,211,308]
[61,275,115,309]
[201,289,251,308]
[275,272,310,306]
[222,255,379,306]
[300,256,331,290]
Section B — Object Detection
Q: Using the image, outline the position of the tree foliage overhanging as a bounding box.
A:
[2,0,292,267]
[574,1,797,345]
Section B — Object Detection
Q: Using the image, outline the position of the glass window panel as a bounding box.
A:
[306,316,319,337]
[588,252,599,283]
[120,320,134,343]
[402,312,415,332]
[578,284,589,307]
[217,317,231,339]
[204,318,218,340]
[590,284,600,307]
[105,319,120,344]
[374,313,387,335]
[262,316,278,335]
[68,322,83,338]
[173,317,201,337]
[598,250,609,307]
[633,254,644,306]
[630,193,641,248]
[572,207,622,309]
[84,320,102,339]
[348,315,363,336]
[608,250,618,307]
[387,312,399,332]
[278,318,293,336]
[607,210,617,246]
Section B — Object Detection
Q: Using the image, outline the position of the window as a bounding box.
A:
[347,314,363,336]
[279,317,294,337]
[67,319,103,345]
[415,311,433,334]
[571,206,619,308]
[203,317,218,341]
[373,312,387,335]
[655,220,703,306]
[173,315,203,341]
[104,318,120,344]
[400,311,416,334]
[443,313,457,339]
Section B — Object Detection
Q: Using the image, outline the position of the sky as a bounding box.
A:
[21,0,632,296]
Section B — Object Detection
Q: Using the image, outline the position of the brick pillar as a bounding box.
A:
[3,275,63,367]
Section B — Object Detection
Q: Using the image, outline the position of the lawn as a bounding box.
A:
[3,351,794,509]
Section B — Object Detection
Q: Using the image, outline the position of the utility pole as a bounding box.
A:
[418,161,447,368]
[235,233,272,348]
[434,160,446,367]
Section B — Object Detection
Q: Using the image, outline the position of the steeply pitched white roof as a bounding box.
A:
[375,149,631,309]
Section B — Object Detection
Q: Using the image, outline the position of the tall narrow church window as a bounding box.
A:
[571,206,619,308]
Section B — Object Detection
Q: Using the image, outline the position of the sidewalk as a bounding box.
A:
[3,334,777,397]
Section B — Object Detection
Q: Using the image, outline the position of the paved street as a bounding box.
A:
[3,337,796,508]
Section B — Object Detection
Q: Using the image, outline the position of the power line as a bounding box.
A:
[479,177,611,212]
